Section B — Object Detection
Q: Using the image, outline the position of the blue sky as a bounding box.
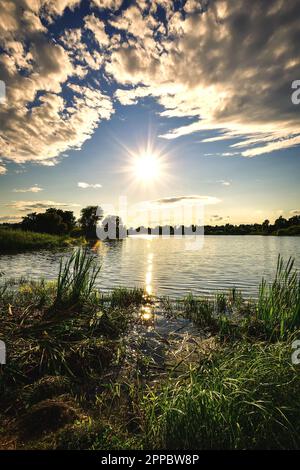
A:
[0,0,300,226]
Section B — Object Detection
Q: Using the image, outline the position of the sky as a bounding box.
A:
[0,0,300,227]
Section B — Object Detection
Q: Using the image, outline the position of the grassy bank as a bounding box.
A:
[0,250,299,449]
[0,228,84,253]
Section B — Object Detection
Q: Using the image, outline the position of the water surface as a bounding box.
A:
[1,236,299,298]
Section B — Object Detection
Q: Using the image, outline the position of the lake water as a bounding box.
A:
[0,236,299,298]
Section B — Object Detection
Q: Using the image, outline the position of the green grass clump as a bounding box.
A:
[54,249,100,308]
[109,287,145,308]
[181,294,215,327]
[0,228,82,253]
[142,341,300,449]
[255,256,300,339]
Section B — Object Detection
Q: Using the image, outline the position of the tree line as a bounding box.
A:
[19,206,102,239]
[204,215,300,236]
[1,208,300,238]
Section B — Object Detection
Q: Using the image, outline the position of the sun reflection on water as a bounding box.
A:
[145,251,153,295]
[140,305,153,322]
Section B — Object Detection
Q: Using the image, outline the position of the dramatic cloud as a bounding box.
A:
[84,13,110,47]
[107,0,300,157]
[1,0,299,174]
[13,185,43,193]
[78,181,102,189]
[0,0,113,169]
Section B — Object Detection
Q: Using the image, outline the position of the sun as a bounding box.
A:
[133,152,161,183]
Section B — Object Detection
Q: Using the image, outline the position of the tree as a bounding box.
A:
[274,216,288,230]
[79,206,103,239]
[262,219,270,234]
[21,208,76,235]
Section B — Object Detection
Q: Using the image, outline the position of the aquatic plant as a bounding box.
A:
[109,287,145,308]
[181,294,215,327]
[54,248,100,308]
[256,255,300,339]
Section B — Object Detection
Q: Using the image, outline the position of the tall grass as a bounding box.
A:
[0,228,81,253]
[142,341,300,449]
[54,249,100,307]
[256,255,300,339]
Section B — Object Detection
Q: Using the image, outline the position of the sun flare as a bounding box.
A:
[133,152,161,183]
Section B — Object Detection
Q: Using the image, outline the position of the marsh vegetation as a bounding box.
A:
[0,250,299,449]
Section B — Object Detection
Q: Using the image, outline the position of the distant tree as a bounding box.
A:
[288,215,300,226]
[79,206,103,239]
[21,208,76,235]
[261,219,270,234]
[274,216,288,230]
[51,209,76,232]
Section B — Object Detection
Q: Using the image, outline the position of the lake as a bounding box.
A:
[0,235,299,298]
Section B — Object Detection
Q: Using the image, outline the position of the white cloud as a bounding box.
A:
[0,215,22,223]
[7,200,80,212]
[84,13,109,47]
[91,0,123,10]
[13,185,43,193]
[0,164,7,175]
[0,0,113,167]
[78,181,102,189]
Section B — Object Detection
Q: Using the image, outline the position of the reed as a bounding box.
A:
[54,248,100,307]
[256,255,300,339]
